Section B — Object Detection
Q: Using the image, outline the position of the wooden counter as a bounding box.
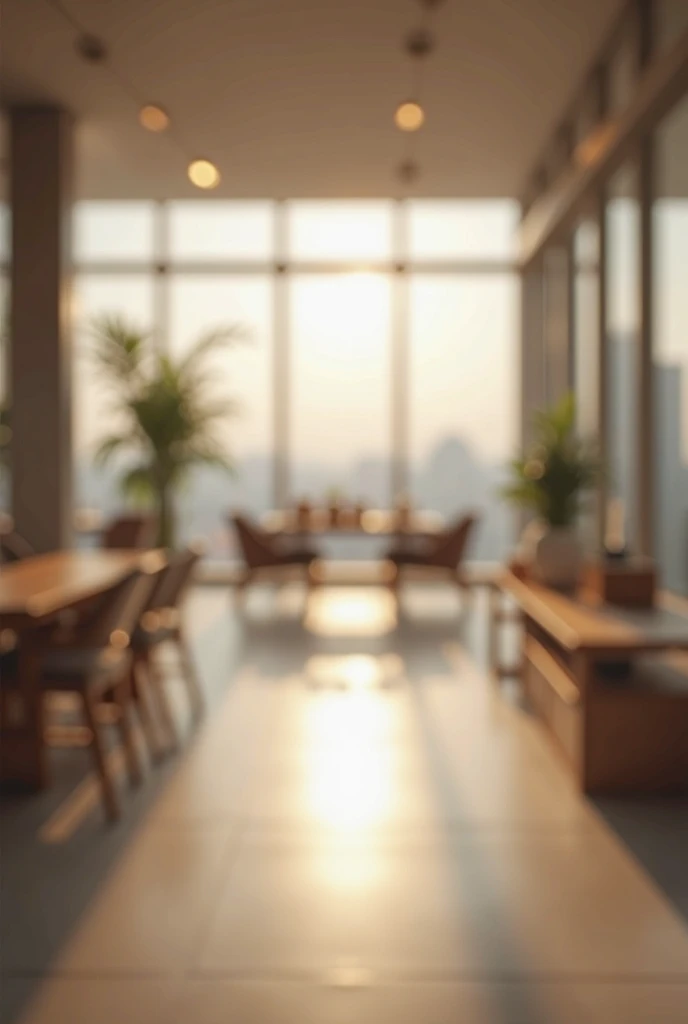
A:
[0,550,157,789]
[495,573,688,795]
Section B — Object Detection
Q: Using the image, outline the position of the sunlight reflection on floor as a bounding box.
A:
[305,692,396,833]
[304,588,397,637]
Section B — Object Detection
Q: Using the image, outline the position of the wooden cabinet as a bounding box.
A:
[500,574,688,795]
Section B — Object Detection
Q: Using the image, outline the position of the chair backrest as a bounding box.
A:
[231,513,278,568]
[78,554,167,650]
[151,547,201,611]
[0,530,35,564]
[430,514,477,569]
[102,514,157,550]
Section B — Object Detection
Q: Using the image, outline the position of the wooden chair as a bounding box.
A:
[0,530,35,563]
[385,513,478,597]
[132,547,203,754]
[1,555,165,820]
[230,513,319,599]
[102,514,157,550]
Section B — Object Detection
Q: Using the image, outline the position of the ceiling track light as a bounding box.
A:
[395,100,425,132]
[397,159,421,185]
[405,27,435,58]
[188,158,221,189]
[75,33,107,63]
[139,104,170,132]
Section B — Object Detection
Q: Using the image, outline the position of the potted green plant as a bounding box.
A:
[90,315,244,549]
[503,393,601,590]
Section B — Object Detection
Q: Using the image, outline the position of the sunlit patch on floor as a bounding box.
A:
[304,588,397,637]
[305,653,404,691]
[304,693,396,832]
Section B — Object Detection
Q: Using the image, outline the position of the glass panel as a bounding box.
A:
[653,94,688,595]
[573,219,600,435]
[0,274,8,513]
[0,202,10,263]
[290,273,392,516]
[407,200,518,260]
[605,163,640,552]
[408,274,518,562]
[74,202,157,262]
[73,275,156,528]
[169,276,273,560]
[287,201,394,261]
[168,201,274,261]
[573,219,601,554]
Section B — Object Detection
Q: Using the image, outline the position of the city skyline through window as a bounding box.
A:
[69,199,520,562]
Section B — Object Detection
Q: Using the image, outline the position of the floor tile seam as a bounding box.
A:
[182,822,253,972]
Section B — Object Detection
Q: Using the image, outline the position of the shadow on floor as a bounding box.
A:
[593,796,688,924]
[0,608,236,1024]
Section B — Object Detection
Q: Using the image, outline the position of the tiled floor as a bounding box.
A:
[3,584,688,1023]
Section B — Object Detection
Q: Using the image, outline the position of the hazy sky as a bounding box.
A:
[1,198,685,469]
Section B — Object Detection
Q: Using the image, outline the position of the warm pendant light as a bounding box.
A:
[394,100,425,132]
[139,104,170,132]
[188,159,221,189]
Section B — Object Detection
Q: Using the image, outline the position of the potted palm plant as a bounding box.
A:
[90,315,244,549]
[503,393,601,590]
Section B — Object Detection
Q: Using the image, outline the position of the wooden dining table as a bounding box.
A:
[0,550,149,789]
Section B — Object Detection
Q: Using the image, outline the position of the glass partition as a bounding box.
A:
[605,162,641,553]
[71,200,518,564]
[74,202,157,263]
[289,273,392,507]
[407,200,518,261]
[72,274,156,526]
[408,274,518,562]
[168,201,273,262]
[653,93,688,594]
[287,201,394,262]
[168,275,274,559]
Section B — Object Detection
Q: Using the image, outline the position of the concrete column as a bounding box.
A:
[10,106,74,552]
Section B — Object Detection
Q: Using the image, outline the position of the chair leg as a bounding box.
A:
[114,671,143,787]
[145,650,180,752]
[132,659,167,763]
[176,626,204,718]
[81,689,121,822]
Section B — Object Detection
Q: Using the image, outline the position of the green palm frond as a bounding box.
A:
[89,315,151,387]
[177,325,247,378]
[120,464,156,505]
[94,434,132,466]
[503,393,602,528]
[90,315,249,546]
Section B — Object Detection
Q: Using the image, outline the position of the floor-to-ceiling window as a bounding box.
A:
[653,92,688,595]
[72,199,518,563]
[0,202,10,514]
[573,217,602,553]
[605,162,641,552]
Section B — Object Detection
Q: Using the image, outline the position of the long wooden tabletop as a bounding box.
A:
[261,508,445,536]
[502,572,688,655]
[0,550,149,623]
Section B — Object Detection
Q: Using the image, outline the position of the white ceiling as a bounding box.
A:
[1,0,624,199]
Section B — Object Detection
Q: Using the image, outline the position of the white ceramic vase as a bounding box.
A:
[533,526,583,591]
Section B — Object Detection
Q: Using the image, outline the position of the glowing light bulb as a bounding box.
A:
[394,100,425,132]
[139,104,170,132]
[188,159,221,189]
